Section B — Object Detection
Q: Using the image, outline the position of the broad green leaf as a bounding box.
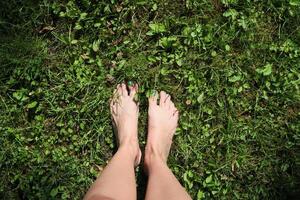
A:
[290,0,300,6]
[92,40,100,52]
[56,121,64,127]
[256,64,272,76]
[27,101,38,109]
[13,90,28,102]
[197,190,204,200]
[211,50,217,57]
[71,40,78,44]
[225,44,231,51]
[79,13,88,20]
[159,37,169,48]
[152,3,158,11]
[263,64,273,75]
[159,36,177,48]
[50,188,58,197]
[74,23,82,30]
[148,23,166,34]
[197,93,204,103]
[229,75,242,82]
[182,27,191,36]
[205,175,213,183]
[176,59,183,66]
[13,91,22,100]
[238,17,247,29]
[223,9,238,20]
[160,67,169,75]
[94,23,101,27]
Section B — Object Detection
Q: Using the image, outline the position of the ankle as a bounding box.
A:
[144,144,166,171]
[119,135,138,146]
[118,140,141,165]
[118,141,138,157]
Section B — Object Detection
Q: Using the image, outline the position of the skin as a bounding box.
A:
[84,83,191,200]
[144,91,191,200]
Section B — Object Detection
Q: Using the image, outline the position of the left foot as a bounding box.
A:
[144,91,179,168]
[110,83,141,166]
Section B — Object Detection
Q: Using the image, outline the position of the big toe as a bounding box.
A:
[121,83,129,96]
[116,84,123,96]
[148,90,158,106]
[129,83,138,99]
[159,91,167,106]
[160,91,174,110]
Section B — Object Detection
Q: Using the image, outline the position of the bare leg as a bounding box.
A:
[84,83,141,200]
[145,91,192,200]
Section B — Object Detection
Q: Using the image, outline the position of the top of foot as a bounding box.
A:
[146,91,179,163]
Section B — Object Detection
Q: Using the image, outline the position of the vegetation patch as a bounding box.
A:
[0,0,299,199]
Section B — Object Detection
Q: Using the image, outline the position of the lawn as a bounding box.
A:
[0,0,299,199]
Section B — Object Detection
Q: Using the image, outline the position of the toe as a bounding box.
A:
[117,84,123,96]
[110,99,117,115]
[121,83,128,96]
[159,91,168,106]
[112,88,118,99]
[129,83,138,99]
[169,101,175,110]
[164,94,171,106]
[148,90,158,106]
[111,88,119,109]
[173,109,179,119]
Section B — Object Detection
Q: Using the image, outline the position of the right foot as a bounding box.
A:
[145,91,179,165]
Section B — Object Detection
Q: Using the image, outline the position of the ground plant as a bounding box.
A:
[0,0,299,199]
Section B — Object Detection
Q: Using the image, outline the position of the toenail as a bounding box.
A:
[151,90,157,96]
[127,80,133,87]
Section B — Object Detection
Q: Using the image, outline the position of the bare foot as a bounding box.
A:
[110,83,141,166]
[145,91,179,165]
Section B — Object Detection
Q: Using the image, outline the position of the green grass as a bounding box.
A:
[0,0,299,199]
